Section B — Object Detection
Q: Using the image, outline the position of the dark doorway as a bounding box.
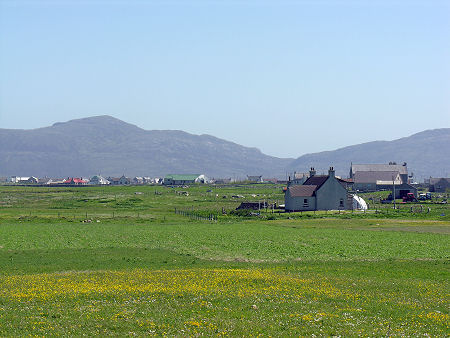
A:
[399,190,410,198]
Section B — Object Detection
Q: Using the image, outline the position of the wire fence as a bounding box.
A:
[174,207,217,222]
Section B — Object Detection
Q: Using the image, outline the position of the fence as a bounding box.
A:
[174,207,217,222]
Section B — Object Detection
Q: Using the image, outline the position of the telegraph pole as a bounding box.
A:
[392,175,396,209]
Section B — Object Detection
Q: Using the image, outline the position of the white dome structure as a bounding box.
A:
[195,174,210,184]
[352,195,368,210]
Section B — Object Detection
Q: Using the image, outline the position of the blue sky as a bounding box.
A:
[1,0,449,158]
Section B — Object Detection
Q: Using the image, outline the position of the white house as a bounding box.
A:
[285,167,349,211]
[89,175,110,185]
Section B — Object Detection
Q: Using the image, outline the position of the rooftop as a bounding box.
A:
[353,171,400,183]
[351,163,408,175]
[288,185,318,197]
[303,175,329,189]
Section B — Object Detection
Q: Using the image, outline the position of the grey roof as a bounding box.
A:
[351,163,408,175]
[303,175,329,188]
[288,185,318,197]
[429,177,450,185]
[353,171,400,183]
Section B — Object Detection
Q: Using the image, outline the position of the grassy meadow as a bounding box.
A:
[0,184,448,336]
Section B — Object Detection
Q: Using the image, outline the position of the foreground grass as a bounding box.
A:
[1,263,448,336]
[0,185,448,335]
[0,219,448,263]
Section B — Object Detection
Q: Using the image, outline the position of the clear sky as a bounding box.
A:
[1,0,449,158]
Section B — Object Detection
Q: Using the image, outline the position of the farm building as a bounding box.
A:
[163,174,207,185]
[350,162,409,191]
[10,176,38,184]
[376,182,418,199]
[236,202,268,210]
[285,167,350,212]
[428,177,450,193]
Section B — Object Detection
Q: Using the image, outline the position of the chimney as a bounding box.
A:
[309,167,316,177]
[328,166,335,178]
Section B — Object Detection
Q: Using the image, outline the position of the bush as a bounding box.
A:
[230,209,253,217]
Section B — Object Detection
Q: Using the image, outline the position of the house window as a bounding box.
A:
[339,199,344,207]
[303,198,309,207]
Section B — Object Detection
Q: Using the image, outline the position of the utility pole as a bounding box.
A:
[393,176,396,209]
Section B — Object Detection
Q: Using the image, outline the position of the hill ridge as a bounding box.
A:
[288,128,450,180]
[0,116,292,178]
[0,116,448,179]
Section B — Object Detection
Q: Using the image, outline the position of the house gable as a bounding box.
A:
[315,175,348,210]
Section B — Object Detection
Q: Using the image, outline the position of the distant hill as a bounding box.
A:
[287,128,450,180]
[0,116,293,178]
[1,116,448,180]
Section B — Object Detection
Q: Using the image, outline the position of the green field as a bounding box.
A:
[0,185,448,336]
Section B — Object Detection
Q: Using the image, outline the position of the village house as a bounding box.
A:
[143,177,153,184]
[107,175,130,185]
[38,177,51,185]
[89,175,110,185]
[107,177,120,185]
[285,167,350,212]
[247,175,263,183]
[63,177,88,185]
[133,176,144,185]
[119,175,131,185]
[289,172,309,185]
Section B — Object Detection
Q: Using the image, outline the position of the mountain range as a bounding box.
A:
[0,115,448,179]
[287,128,450,180]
